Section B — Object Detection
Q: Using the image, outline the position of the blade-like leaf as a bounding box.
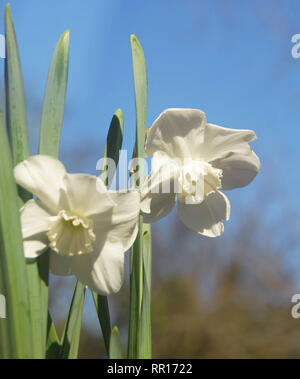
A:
[128,217,143,358]
[46,312,61,359]
[39,29,69,157]
[38,252,51,355]
[100,108,124,187]
[4,4,46,358]
[128,34,149,359]
[109,326,124,359]
[92,108,123,356]
[38,29,70,355]
[60,282,85,359]
[130,34,147,178]
[92,292,111,356]
[4,3,29,167]
[140,224,151,358]
[25,261,45,358]
[0,107,32,358]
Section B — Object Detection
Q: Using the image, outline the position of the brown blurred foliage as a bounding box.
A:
[75,256,300,358]
[151,268,299,358]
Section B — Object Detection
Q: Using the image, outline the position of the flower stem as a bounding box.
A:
[128,34,152,358]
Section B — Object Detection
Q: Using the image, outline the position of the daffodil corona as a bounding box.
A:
[14,155,140,295]
[142,108,260,237]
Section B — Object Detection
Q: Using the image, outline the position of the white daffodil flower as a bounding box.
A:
[14,155,140,295]
[141,108,260,237]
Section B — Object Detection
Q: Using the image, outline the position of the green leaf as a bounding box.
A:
[39,29,69,157]
[92,109,123,357]
[4,3,29,167]
[0,107,32,358]
[109,326,124,359]
[25,260,46,358]
[92,292,111,356]
[100,109,124,187]
[128,216,143,358]
[128,34,149,359]
[140,224,152,358]
[4,4,47,358]
[130,34,147,178]
[37,252,51,355]
[60,282,85,359]
[46,312,61,359]
[38,29,70,356]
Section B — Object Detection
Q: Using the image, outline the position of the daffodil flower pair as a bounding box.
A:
[15,108,260,295]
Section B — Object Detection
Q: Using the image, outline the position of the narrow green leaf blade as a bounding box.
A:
[4,4,46,358]
[38,30,70,356]
[140,224,152,358]
[92,109,123,356]
[109,326,124,359]
[0,107,32,358]
[46,312,61,359]
[128,34,148,359]
[128,216,143,358]
[60,282,85,359]
[25,261,45,358]
[39,30,69,157]
[4,3,29,167]
[100,109,124,187]
[92,292,111,356]
[130,34,147,171]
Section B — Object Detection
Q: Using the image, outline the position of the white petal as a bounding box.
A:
[20,199,51,258]
[20,199,51,239]
[50,251,72,276]
[24,233,48,258]
[141,154,178,222]
[146,108,206,160]
[142,193,176,223]
[62,174,116,217]
[14,155,66,213]
[201,123,258,163]
[212,150,260,190]
[178,191,230,237]
[70,190,140,294]
[93,190,140,252]
[71,242,125,295]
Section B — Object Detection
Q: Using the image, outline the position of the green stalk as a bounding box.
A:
[100,108,124,187]
[38,29,70,356]
[39,29,69,157]
[4,3,29,168]
[92,293,111,355]
[128,216,144,358]
[46,312,61,359]
[141,224,152,358]
[4,3,44,358]
[60,282,85,359]
[92,109,123,357]
[128,34,152,358]
[0,106,32,358]
[109,326,124,359]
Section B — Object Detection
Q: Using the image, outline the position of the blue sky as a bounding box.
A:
[1,0,299,180]
[0,0,298,255]
[1,0,299,330]
[0,0,297,228]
